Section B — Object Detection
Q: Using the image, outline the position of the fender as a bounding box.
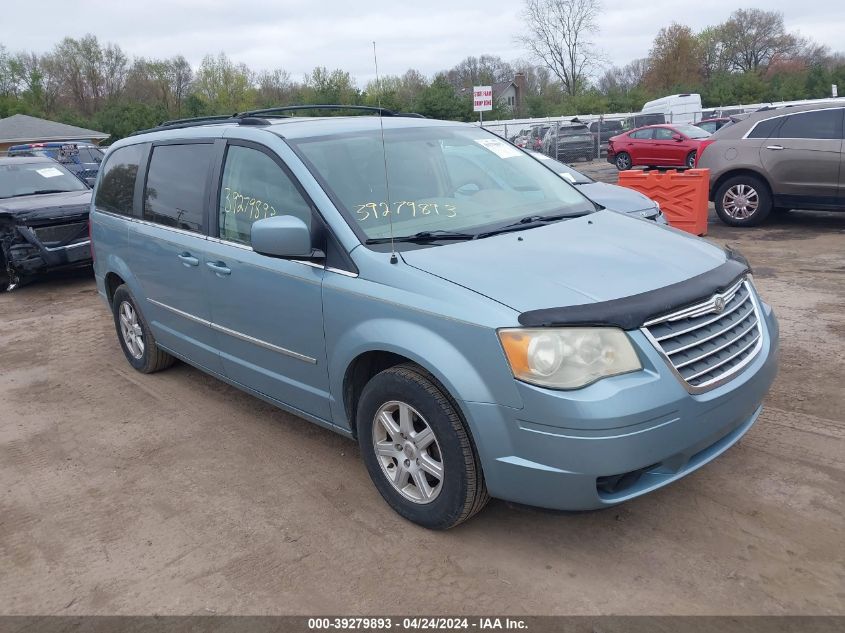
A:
[327,317,523,430]
[102,251,144,306]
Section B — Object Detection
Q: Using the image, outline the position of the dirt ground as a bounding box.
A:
[1,166,843,615]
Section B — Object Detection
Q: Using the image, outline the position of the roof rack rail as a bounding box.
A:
[130,104,426,136]
[239,105,399,117]
[160,114,237,127]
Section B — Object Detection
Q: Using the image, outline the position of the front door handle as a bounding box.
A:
[206,261,232,277]
[766,145,784,150]
[178,252,199,267]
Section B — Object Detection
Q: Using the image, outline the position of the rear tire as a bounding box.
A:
[357,364,489,529]
[615,152,632,171]
[714,175,772,227]
[112,285,176,373]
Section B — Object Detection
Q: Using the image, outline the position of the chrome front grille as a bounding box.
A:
[642,278,762,392]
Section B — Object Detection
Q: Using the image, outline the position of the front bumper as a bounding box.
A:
[554,142,594,159]
[1,220,91,287]
[461,303,779,510]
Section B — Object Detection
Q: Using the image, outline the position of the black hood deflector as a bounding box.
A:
[518,249,751,330]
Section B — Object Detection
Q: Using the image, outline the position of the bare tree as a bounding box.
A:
[256,68,293,106]
[721,9,798,73]
[518,0,603,97]
[444,55,515,91]
[698,26,731,79]
[598,58,649,94]
[169,56,192,115]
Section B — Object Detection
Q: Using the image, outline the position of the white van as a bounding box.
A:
[641,94,703,124]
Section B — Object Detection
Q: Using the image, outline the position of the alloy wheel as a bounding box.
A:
[616,153,631,170]
[118,301,145,359]
[722,184,759,220]
[372,401,444,504]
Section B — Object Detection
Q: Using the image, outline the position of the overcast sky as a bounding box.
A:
[3,1,842,83]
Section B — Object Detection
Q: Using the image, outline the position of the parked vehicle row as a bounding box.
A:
[7,141,104,187]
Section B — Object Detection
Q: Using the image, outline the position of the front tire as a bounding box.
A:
[615,152,632,171]
[357,364,489,529]
[686,151,696,168]
[714,175,772,227]
[112,284,175,373]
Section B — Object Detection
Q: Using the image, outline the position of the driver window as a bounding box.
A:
[653,128,674,140]
[218,145,312,245]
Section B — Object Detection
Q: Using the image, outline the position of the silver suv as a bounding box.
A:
[697,104,845,226]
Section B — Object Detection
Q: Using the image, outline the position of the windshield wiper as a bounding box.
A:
[18,189,75,196]
[365,229,476,245]
[473,211,590,239]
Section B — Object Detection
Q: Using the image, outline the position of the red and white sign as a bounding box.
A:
[473,86,493,112]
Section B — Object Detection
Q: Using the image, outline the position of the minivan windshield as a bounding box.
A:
[292,126,595,243]
[0,162,88,199]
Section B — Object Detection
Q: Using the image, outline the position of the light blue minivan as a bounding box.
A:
[90,108,779,529]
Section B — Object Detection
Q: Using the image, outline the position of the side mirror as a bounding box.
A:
[672,133,684,141]
[250,215,315,259]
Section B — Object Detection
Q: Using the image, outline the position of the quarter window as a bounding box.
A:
[218,145,312,245]
[143,143,213,232]
[747,117,782,139]
[95,144,145,216]
[775,109,843,140]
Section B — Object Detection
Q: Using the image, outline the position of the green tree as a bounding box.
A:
[415,76,471,120]
[194,52,255,113]
[645,23,703,93]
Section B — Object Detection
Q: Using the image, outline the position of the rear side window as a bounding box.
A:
[747,117,782,139]
[95,144,145,216]
[775,109,843,140]
[630,129,653,140]
[143,143,213,233]
[218,145,312,245]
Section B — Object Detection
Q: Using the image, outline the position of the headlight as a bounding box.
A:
[498,328,642,389]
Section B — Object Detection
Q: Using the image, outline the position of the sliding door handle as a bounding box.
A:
[177,252,199,267]
[206,261,232,277]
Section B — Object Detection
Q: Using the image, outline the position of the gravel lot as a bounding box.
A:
[1,164,843,615]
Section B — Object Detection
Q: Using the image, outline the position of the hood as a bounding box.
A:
[401,210,726,313]
[575,181,656,214]
[0,190,92,224]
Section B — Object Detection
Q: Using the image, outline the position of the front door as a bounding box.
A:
[760,108,844,206]
[650,127,679,165]
[203,141,332,421]
[128,141,223,374]
[628,128,654,164]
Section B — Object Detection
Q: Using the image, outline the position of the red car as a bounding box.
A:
[607,124,711,171]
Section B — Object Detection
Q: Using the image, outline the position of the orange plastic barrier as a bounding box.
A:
[617,168,710,236]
